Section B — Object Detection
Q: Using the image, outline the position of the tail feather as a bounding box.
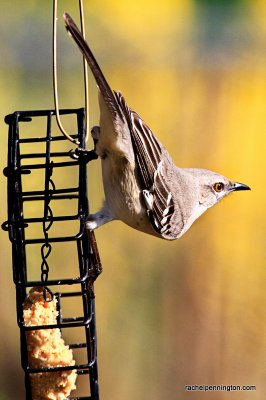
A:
[64,12,122,119]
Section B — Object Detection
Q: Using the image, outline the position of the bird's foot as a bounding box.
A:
[86,219,98,230]
[69,147,98,162]
[68,126,101,162]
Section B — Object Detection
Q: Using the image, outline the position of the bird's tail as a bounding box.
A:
[64,12,122,119]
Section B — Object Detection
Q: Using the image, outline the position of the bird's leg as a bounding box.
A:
[86,203,115,230]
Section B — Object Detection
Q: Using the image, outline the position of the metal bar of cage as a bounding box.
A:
[2,108,100,400]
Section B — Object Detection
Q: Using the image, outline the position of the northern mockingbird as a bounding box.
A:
[64,13,250,240]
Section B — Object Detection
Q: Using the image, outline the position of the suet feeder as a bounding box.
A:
[2,108,101,399]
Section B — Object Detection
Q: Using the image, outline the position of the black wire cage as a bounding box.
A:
[2,108,101,399]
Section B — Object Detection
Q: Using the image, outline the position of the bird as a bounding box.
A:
[64,13,250,241]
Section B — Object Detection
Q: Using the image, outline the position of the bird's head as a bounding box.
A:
[184,168,250,210]
[172,168,250,238]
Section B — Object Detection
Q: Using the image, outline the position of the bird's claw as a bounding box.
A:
[68,147,98,162]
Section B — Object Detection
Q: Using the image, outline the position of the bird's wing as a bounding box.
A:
[64,13,177,239]
[115,92,176,239]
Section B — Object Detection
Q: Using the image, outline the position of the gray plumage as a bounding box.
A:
[64,13,250,240]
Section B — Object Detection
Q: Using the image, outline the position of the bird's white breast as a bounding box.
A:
[101,155,157,236]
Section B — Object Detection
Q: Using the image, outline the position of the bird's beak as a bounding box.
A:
[231,182,251,192]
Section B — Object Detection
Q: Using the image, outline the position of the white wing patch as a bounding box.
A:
[143,189,154,211]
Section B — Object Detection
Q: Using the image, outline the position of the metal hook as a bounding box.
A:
[53,0,90,145]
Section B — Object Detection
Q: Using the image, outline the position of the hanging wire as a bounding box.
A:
[79,1,90,143]
[53,0,90,145]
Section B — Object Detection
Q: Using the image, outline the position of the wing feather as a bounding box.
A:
[115,92,176,238]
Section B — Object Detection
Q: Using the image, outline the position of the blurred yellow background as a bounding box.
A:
[0,0,265,399]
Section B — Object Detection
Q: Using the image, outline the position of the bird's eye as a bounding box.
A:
[213,182,224,192]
